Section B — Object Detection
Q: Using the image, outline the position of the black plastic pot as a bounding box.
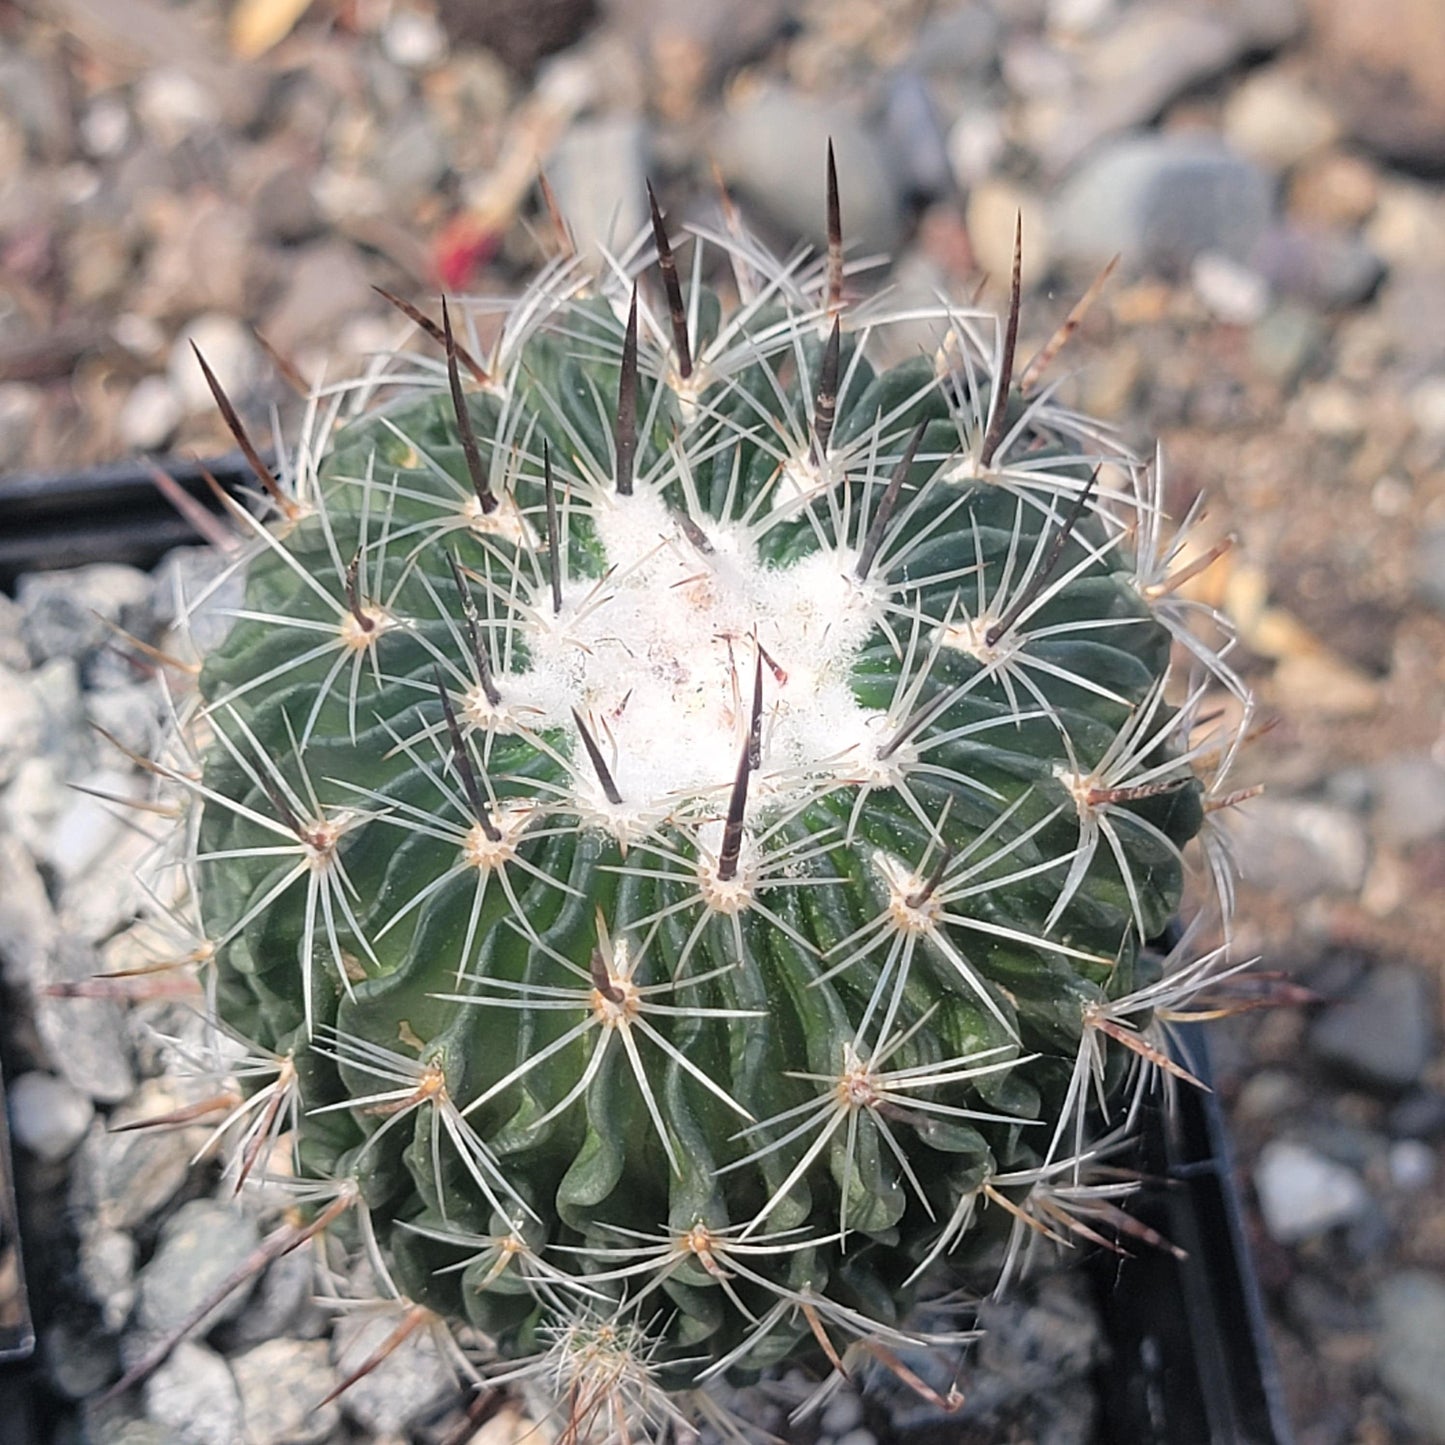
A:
[0,453,253,592]
[1092,1023,1294,1445]
[0,460,1294,1444]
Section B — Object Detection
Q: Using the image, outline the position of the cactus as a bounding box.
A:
[143,163,1251,1432]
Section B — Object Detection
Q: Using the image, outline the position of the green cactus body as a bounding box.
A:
[174,212,1240,1422]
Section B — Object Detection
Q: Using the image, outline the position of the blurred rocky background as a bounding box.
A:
[1,0,1444,1440]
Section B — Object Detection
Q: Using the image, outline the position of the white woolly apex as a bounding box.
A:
[499,487,892,838]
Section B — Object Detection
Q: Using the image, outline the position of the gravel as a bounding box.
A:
[1,1,1442,1440]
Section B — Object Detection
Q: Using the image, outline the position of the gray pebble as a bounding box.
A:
[84,682,166,765]
[43,767,135,887]
[69,1085,199,1231]
[1311,964,1435,1092]
[715,88,904,255]
[332,1309,457,1434]
[81,1396,172,1445]
[1253,224,1385,310]
[820,1389,864,1434]
[143,1340,244,1445]
[231,1338,341,1444]
[27,656,84,755]
[375,114,450,206]
[150,545,244,656]
[78,1226,138,1333]
[881,68,953,204]
[16,563,153,667]
[37,932,135,1103]
[0,833,57,986]
[7,1069,95,1161]
[1250,303,1327,387]
[249,163,324,246]
[546,115,649,257]
[224,1246,328,1349]
[1051,134,1274,278]
[912,3,1001,77]
[137,1198,263,1339]
[0,590,29,672]
[1035,9,1253,175]
[1371,754,1445,847]
[1228,795,1369,902]
[1388,1139,1435,1192]
[1391,1090,1445,1140]
[1376,1272,1445,1440]
[1417,524,1445,615]
[1254,1139,1370,1243]
[43,1318,119,1400]
[0,663,44,788]
[259,239,376,357]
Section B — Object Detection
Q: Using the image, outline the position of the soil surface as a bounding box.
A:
[2,1,1445,1442]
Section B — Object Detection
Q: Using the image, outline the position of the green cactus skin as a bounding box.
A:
[162,196,1249,1430]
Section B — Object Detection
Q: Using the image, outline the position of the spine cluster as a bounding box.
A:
[124,158,1253,1436]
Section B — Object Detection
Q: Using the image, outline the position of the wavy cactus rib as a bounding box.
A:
[161,185,1250,1429]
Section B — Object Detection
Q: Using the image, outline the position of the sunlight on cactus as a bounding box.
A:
[124,150,1256,1437]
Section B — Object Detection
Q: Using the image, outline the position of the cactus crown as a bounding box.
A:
[146,161,1250,1434]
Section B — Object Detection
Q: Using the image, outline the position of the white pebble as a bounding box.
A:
[1255,1140,1370,1243]
[8,1071,95,1161]
[821,1390,864,1434]
[168,314,260,414]
[1192,251,1271,325]
[80,95,130,158]
[119,375,181,451]
[136,68,218,145]
[1390,1140,1435,1192]
[382,9,448,69]
[112,312,167,360]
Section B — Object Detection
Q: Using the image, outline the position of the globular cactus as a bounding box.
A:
[143,161,1251,1434]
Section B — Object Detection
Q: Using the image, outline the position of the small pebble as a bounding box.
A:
[1376,1273,1445,1440]
[136,1199,263,1338]
[79,94,130,158]
[230,1338,340,1444]
[1255,1139,1370,1243]
[135,69,217,145]
[1311,964,1435,1093]
[7,1070,95,1161]
[0,663,44,788]
[1388,1140,1435,1191]
[382,9,449,69]
[168,314,261,415]
[118,375,182,452]
[142,1341,242,1445]
[1222,66,1339,170]
[0,382,40,470]
[1191,251,1270,324]
[331,1309,457,1434]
